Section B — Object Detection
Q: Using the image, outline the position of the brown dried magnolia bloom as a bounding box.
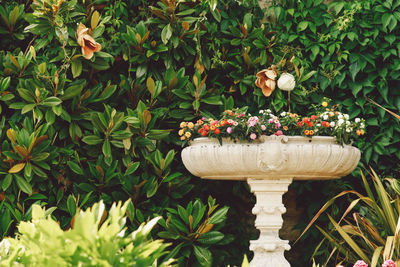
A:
[255,68,277,97]
[76,23,102,60]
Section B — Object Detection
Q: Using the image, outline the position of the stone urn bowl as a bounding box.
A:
[181,135,360,267]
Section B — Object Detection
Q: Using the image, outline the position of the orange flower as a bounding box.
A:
[309,130,314,135]
[76,23,102,60]
[255,68,277,97]
[304,130,310,135]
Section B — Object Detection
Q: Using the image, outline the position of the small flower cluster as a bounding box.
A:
[339,259,397,267]
[179,100,366,145]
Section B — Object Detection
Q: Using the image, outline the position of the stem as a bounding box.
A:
[288,91,291,113]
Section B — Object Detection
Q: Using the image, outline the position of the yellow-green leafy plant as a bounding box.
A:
[0,200,175,267]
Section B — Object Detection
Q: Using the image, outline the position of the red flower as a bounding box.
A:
[201,131,208,137]
[297,121,304,127]
[307,122,314,127]
[214,128,220,134]
[310,115,317,120]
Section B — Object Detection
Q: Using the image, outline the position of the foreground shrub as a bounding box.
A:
[0,200,174,267]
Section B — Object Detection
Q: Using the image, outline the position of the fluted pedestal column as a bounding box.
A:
[247,178,292,267]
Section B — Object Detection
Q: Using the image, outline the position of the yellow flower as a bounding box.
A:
[187,122,194,129]
[178,129,184,136]
[180,136,186,140]
[322,101,328,107]
[329,112,335,117]
[180,122,187,128]
[76,23,102,60]
[185,132,191,138]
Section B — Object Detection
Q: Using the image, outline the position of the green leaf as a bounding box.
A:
[67,195,76,216]
[297,21,308,32]
[349,62,360,81]
[71,60,82,78]
[201,96,222,105]
[67,161,84,175]
[161,24,172,44]
[125,162,140,175]
[21,104,35,114]
[193,245,212,267]
[61,84,84,100]
[197,231,224,244]
[42,97,62,106]
[102,139,111,158]
[208,206,229,224]
[82,135,104,145]
[1,76,11,90]
[2,174,13,191]
[15,174,32,195]
[18,88,35,102]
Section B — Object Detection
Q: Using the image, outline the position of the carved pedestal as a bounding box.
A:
[248,178,292,267]
[181,135,360,266]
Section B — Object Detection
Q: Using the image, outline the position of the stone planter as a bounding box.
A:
[181,135,360,267]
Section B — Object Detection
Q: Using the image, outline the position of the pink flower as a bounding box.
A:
[247,116,259,127]
[275,130,283,136]
[275,122,281,129]
[382,259,396,267]
[354,260,368,267]
[226,127,232,134]
[261,125,266,131]
[250,133,257,140]
[268,119,274,123]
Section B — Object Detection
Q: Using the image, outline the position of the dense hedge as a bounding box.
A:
[0,0,399,266]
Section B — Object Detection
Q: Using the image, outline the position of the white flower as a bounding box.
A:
[316,123,321,127]
[346,121,350,125]
[338,119,344,126]
[346,128,351,132]
[360,123,365,129]
[277,73,296,91]
[355,118,360,123]
[344,114,349,120]
[323,115,328,120]
[259,110,264,114]
[266,109,271,113]
[280,112,286,117]
[330,121,335,127]
[338,114,343,119]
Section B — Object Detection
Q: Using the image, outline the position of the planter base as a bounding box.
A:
[248,178,292,267]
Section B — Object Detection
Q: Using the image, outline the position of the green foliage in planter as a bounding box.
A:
[0,200,174,266]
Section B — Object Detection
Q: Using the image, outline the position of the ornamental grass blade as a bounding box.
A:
[338,198,361,224]
[328,214,370,263]
[371,246,383,267]
[315,225,358,264]
[366,97,400,120]
[354,213,386,245]
[296,190,362,244]
[383,236,395,260]
[361,170,394,235]
[370,168,397,234]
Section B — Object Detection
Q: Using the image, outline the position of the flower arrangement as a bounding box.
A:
[178,99,365,145]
